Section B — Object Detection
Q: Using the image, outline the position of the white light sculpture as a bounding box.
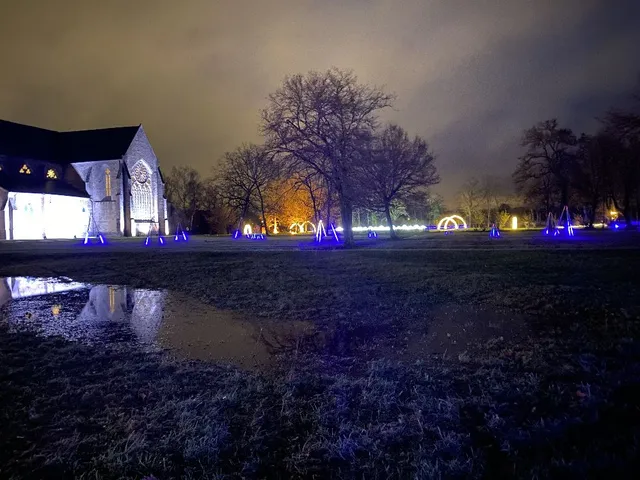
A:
[243,224,252,236]
[436,215,467,231]
[512,216,518,230]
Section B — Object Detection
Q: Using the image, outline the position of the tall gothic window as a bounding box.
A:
[105,168,112,197]
[131,161,153,220]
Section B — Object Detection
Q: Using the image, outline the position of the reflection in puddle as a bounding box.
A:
[0,277,316,370]
[158,296,317,369]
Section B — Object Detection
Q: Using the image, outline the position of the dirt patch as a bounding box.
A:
[405,304,532,360]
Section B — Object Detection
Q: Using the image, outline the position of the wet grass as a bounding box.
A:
[1,231,640,478]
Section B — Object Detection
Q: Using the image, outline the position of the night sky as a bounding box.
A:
[1,0,638,205]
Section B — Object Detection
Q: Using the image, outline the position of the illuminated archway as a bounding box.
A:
[437,215,467,231]
[448,215,467,229]
[289,221,316,234]
[243,224,252,236]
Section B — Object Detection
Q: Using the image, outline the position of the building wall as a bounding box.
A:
[72,160,123,236]
[0,188,8,240]
[123,127,168,235]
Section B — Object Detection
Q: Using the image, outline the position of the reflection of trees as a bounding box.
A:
[255,326,323,356]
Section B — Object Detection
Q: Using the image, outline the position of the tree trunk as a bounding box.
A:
[237,194,252,232]
[339,197,354,247]
[309,187,319,224]
[384,202,397,239]
[561,181,569,210]
[588,196,599,228]
[256,188,269,236]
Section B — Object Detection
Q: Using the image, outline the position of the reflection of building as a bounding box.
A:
[0,277,166,344]
[0,119,169,239]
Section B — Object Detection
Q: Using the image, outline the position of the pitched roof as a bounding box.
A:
[0,170,90,197]
[0,119,140,164]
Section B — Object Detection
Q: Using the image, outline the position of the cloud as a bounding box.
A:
[1,0,638,205]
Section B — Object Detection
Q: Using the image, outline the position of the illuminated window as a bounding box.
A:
[19,164,31,175]
[46,168,58,179]
[131,161,153,220]
[105,168,112,197]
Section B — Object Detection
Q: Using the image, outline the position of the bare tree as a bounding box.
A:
[165,166,203,231]
[572,133,608,227]
[600,112,640,227]
[458,177,483,228]
[513,119,577,211]
[200,179,233,234]
[219,143,279,233]
[360,124,439,238]
[261,68,395,247]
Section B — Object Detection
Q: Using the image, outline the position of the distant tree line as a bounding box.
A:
[166,68,442,246]
[513,91,640,228]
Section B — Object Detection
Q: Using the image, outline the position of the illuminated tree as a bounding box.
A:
[165,166,203,231]
[359,124,439,238]
[265,179,316,231]
[262,68,395,247]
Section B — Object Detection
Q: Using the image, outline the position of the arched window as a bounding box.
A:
[105,168,112,197]
[131,161,153,221]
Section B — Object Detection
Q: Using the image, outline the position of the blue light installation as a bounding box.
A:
[232,230,241,239]
[368,229,378,238]
[330,223,340,242]
[173,224,188,241]
[489,224,500,238]
[315,220,327,242]
[543,212,559,236]
[558,205,574,237]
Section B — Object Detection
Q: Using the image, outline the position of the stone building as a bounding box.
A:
[0,119,169,240]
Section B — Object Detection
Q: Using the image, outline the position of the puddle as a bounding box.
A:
[0,277,317,370]
[0,277,533,368]
[405,304,532,359]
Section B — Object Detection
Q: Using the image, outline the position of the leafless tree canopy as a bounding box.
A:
[261,68,395,246]
[514,88,640,228]
[165,166,204,231]
[513,119,577,209]
[219,143,279,232]
[359,123,439,237]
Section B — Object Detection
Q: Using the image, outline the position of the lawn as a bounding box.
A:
[1,230,639,479]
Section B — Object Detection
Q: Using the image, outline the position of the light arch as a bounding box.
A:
[437,215,467,231]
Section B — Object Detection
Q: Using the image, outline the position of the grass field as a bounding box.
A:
[1,230,640,479]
